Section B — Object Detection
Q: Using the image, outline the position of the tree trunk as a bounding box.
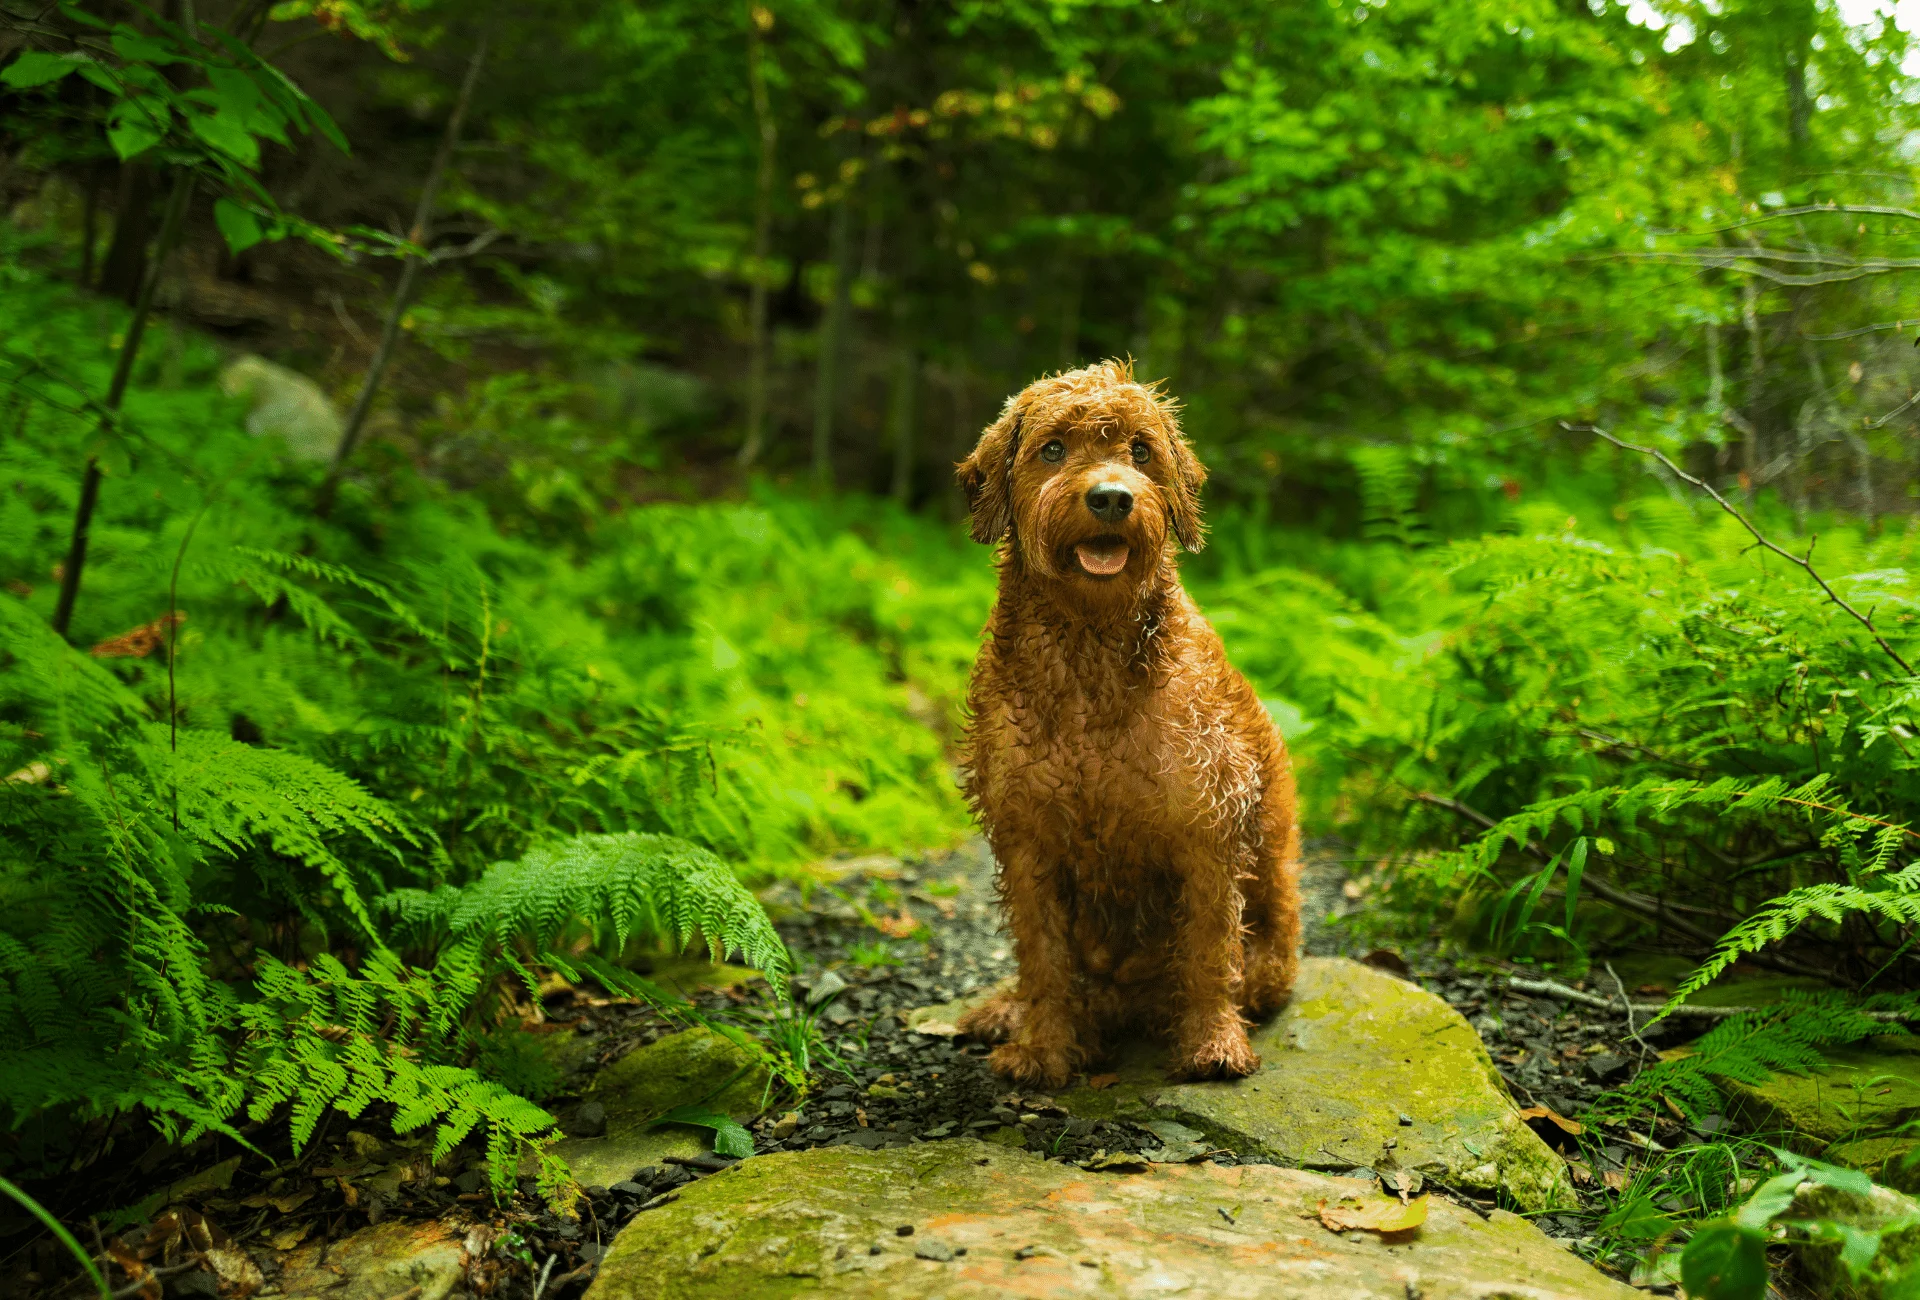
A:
[52,173,194,638]
[1740,275,1766,493]
[1705,320,1723,411]
[315,34,488,519]
[1782,1,1815,154]
[888,316,919,504]
[1057,258,1083,369]
[812,190,854,489]
[738,6,778,468]
[79,164,100,289]
[97,163,156,304]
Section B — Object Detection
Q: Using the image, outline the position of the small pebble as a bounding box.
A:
[896,1224,914,1236]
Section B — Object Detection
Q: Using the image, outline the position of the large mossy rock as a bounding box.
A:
[546,1028,770,1188]
[1722,1039,1920,1189]
[219,355,345,463]
[585,1139,1632,1300]
[987,958,1569,1210]
[1724,1041,1920,1144]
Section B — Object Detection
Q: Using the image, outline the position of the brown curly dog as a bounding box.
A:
[952,359,1302,1089]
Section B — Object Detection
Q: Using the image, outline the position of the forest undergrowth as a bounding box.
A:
[13,240,1920,1291]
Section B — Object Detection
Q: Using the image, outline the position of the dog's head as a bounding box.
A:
[956,360,1205,606]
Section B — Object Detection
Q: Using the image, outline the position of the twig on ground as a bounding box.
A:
[1564,421,1913,676]
[531,1254,557,1300]
[1605,963,1656,1062]
[1506,975,1914,1023]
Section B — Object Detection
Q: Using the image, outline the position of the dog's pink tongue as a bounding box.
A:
[1075,541,1130,576]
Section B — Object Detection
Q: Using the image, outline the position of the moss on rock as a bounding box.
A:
[547,1028,770,1188]
[584,1139,1631,1300]
[1049,958,1573,1210]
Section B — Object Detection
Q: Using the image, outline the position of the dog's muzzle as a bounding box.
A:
[1085,482,1134,523]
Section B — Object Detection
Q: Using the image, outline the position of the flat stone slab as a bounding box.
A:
[585,1139,1633,1299]
[278,1218,483,1300]
[544,1028,771,1188]
[920,958,1569,1210]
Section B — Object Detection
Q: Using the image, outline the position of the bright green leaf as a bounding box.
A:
[109,32,180,66]
[107,99,168,159]
[1679,1222,1769,1300]
[1599,1192,1675,1242]
[2,52,87,89]
[647,1104,754,1158]
[188,109,260,168]
[213,199,266,254]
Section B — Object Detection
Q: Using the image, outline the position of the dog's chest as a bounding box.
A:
[987,682,1232,843]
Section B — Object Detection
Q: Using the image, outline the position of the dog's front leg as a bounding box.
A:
[1168,845,1261,1081]
[987,847,1085,1088]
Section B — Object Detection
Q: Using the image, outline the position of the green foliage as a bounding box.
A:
[648,1103,754,1158]
[381,831,790,1003]
[1677,1151,1919,1299]
[1597,993,1918,1124]
[0,256,976,1193]
[2,2,354,254]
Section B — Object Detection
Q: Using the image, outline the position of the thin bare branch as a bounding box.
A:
[1865,389,1920,431]
[1565,422,1913,675]
[1675,202,1920,236]
[1802,317,1920,341]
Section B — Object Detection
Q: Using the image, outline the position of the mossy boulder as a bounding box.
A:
[1790,1177,1920,1299]
[546,1028,770,1188]
[1014,957,1573,1210]
[219,355,344,462]
[584,1139,1633,1300]
[1723,1041,1920,1146]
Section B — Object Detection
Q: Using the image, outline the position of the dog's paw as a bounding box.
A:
[1172,1025,1262,1081]
[988,1040,1074,1089]
[956,992,1025,1044]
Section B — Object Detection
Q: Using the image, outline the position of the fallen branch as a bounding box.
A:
[1506,976,1914,1023]
[1564,422,1912,676]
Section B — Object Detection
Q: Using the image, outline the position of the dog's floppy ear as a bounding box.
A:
[1165,428,1209,553]
[956,402,1024,544]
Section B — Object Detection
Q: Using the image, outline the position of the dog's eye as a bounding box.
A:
[1131,441,1151,465]
[1040,440,1066,464]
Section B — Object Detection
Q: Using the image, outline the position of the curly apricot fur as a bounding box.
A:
[955,360,1302,1089]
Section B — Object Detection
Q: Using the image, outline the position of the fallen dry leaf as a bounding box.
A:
[1602,1169,1627,1192]
[269,1222,312,1251]
[874,908,921,939]
[1564,1157,1594,1186]
[1318,1194,1429,1235]
[1516,1105,1584,1136]
[239,1188,314,1214]
[1086,1150,1150,1173]
[1360,948,1411,976]
[90,612,186,659]
[1379,1167,1424,1202]
[1086,1073,1120,1091]
[204,1244,263,1299]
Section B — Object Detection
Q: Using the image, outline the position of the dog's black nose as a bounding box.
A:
[1085,482,1134,523]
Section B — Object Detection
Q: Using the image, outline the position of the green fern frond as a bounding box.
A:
[1666,879,1920,1011]
[382,831,791,995]
[1597,991,1920,1123]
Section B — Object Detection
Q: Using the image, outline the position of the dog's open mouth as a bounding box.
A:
[1073,537,1131,577]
